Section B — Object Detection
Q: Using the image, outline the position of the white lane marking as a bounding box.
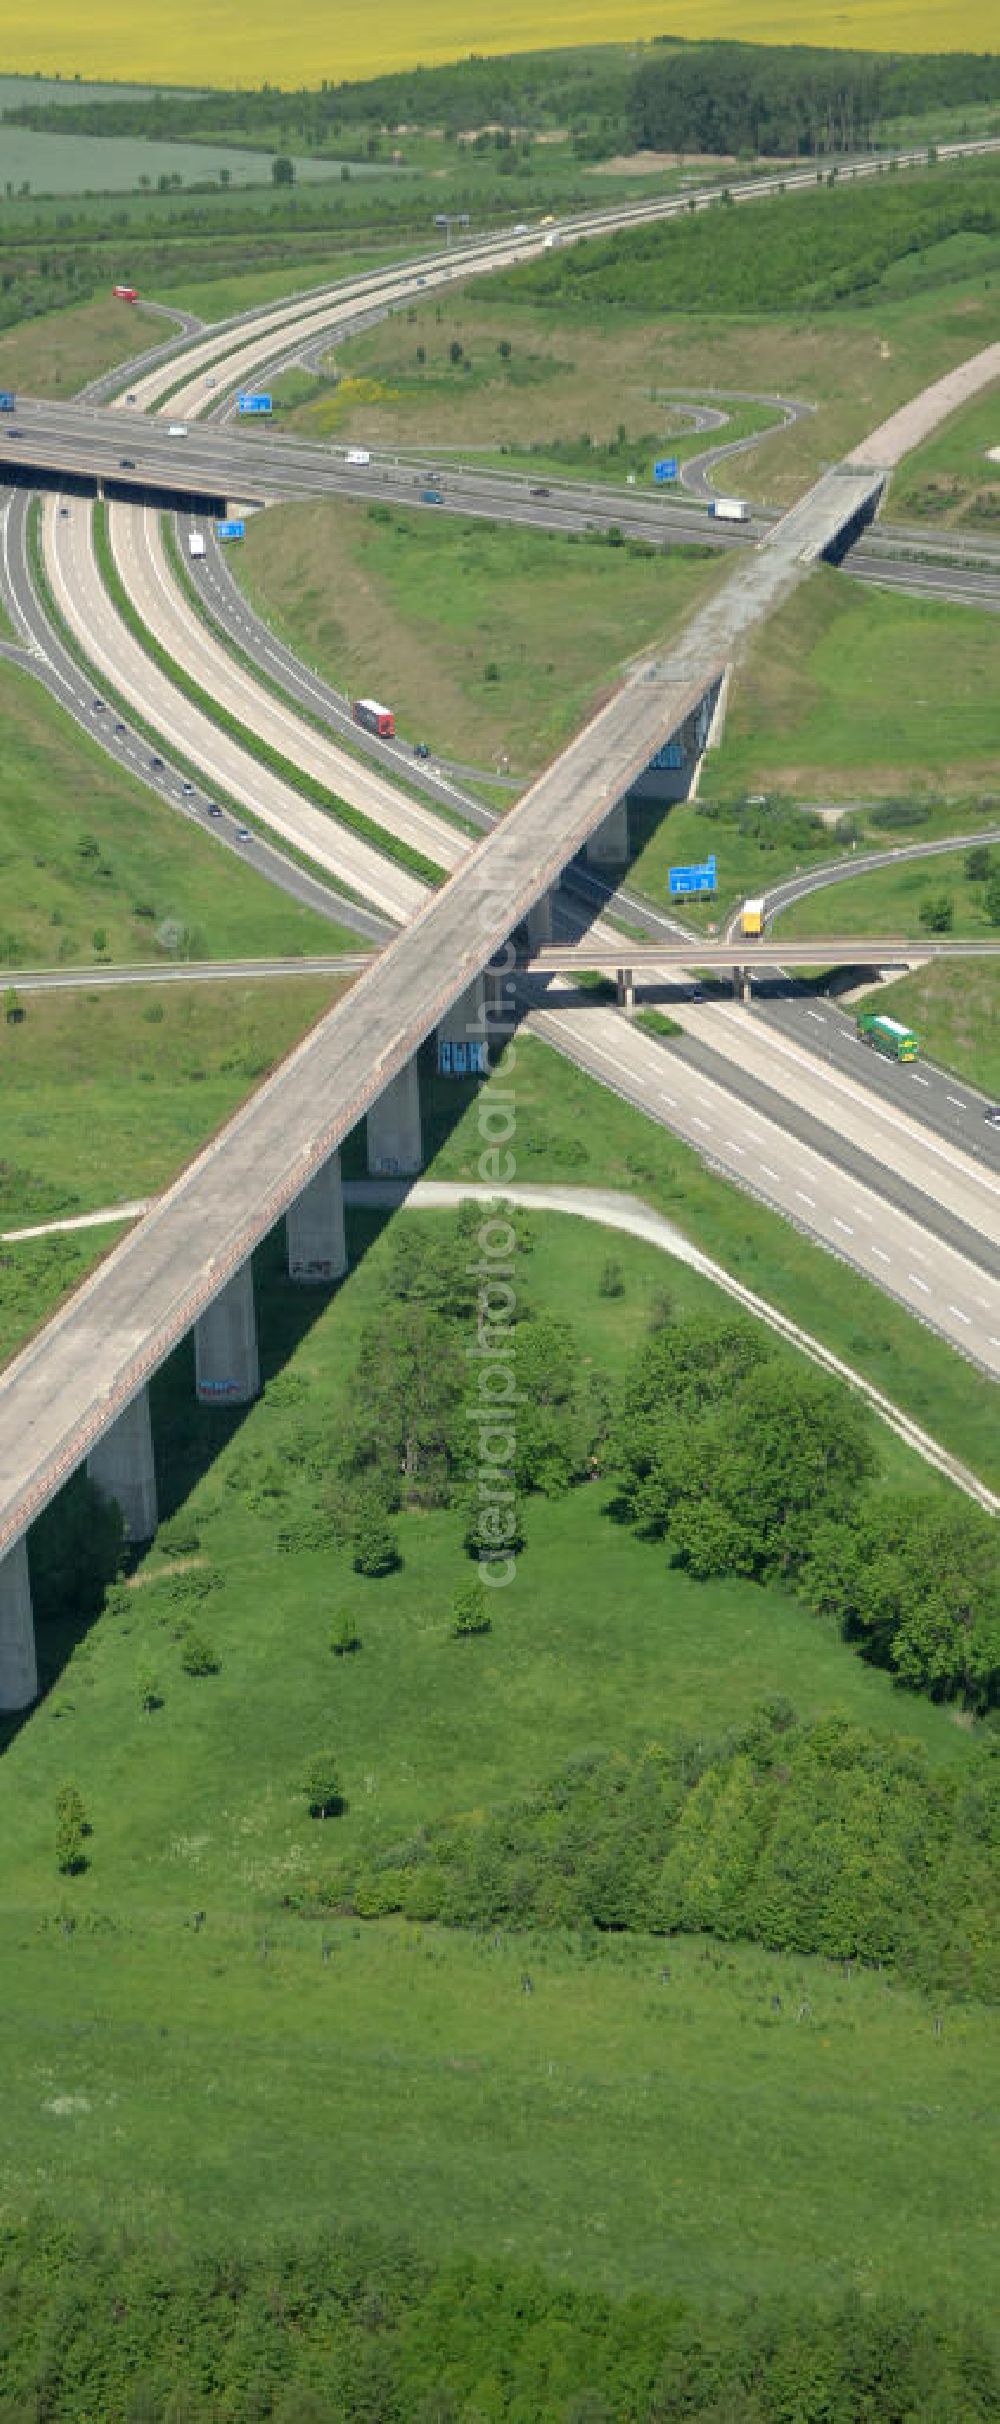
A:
[691,1115,711,1131]
[795,1189,815,1206]
[872,1246,891,1263]
[659,1092,677,1108]
[912,1073,930,1086]
[946,1094,967,1110]
[833,1216,854,1234]
[949,1305,972,1325]
[805,1010,825,1024]
[909,1273,931,1294]
[760,1163,780,1182]
[725,1140,745,1154]
[910,1246,928,1263]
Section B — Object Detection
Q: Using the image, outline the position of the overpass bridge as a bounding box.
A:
[0,349,996,1706]
[529,937,1000,1002]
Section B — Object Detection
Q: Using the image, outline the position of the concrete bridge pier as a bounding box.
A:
[367,1057,423,1177]
[87,1386,158,1543]
[732,964,752,1005]
[437,975,487,1062]
[585,798,629,868]
[286,1151,347,1284]
[616,968,635,1012]
[526,891,554,952]
[0,1537,37,1712]
[194,1261,260,1404]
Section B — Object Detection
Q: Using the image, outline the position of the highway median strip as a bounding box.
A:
[24,501,379,924]
[91,502,447,891]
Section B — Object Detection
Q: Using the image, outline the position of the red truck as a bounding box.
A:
[352,697,395,739]
[113,284,139,303]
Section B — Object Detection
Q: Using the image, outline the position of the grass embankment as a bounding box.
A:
[298,257,1000,511]
[0,294,165,398]
[0,1203,993,2297]
[777,846,1000,939]
[0,655,356,969]
[0,1229,128,1372]
[890,385,1000,531]
[91,505,447,890]
[236,499,725,776]
[855,961,1000,1098]
[0,980,344,1226]
[423,1038,998,1486]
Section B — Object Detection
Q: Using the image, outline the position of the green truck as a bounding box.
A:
[857,1012,919,1063]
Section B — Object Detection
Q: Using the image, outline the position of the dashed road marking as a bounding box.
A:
[912,1073,930,1087]
[872,1246,891,1263]
[795,1188,815,1206]
[805,1009,825,1024]
[946,1094,967,1110]
[725,1140,745,1154]
[949,1305,972,1325]
[833,1216,854,1234]
[909,1273,931,1294]
[760,1163,780,1182]
[691,1115,711,1132]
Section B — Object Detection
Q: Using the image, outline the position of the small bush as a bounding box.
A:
[918,893,954,933]
[352,1500,401,1578]
[598,1258,625,1299]
[179,1631,220,1677]
[452,1580,492,1638]
[331,1617,362,1657]
[55,1783,89,1875]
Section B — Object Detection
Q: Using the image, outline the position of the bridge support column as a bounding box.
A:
[0,1537,37,1712]
[732,964,752,1005]
[616,968,635,1012]
[367,1058,423,1177]
[194,1262,260,1405]
[87,1386,158,1543]
[437,977,489,1071]
[585,798,629,868]
[526,890,554,952]
[286,1152,347,1284]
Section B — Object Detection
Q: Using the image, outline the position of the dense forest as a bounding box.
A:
[478,160,1000,313]
[2,2216,998,2421]
[4,40,999,158]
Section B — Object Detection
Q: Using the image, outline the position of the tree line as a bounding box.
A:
[628,41,1000,160]
[479,158,1000,315]
[2,2213,997,2420]
[312,1704,1000,2000]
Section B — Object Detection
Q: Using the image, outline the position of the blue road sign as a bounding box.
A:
[668,855,717,898]
[215,519,245,541]
[650,739,686,771]
[438,1039,488,1077]
[653,457,679,483]
[238,392,272,415]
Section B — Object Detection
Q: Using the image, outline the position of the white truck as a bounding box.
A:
[345,446,371,467]
[187,532,206,559]
[709,497,750,523]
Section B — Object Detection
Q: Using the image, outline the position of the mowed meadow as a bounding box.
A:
[4,0,997,87]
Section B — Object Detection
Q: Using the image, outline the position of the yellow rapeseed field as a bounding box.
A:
[2,0,996,91]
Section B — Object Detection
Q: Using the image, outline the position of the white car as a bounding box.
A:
[167,423,187,438]
[345,446,371,467]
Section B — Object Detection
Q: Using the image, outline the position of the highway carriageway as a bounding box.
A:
[527,939,1000,974]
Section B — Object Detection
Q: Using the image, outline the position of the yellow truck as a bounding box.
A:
[740,899,765,938]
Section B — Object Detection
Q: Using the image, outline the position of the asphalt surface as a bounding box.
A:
[0,487,392,945]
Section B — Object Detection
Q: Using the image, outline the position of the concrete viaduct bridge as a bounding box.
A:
[1,346,998,1707]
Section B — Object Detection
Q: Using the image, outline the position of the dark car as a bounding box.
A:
[421,488,444,505]
[119,456,136,469]
[235,825,251,843]
[150,754,164,771]
[91,697,105,713]
[114,721,127,736]
[529,484,551,498]
[414,741,431,760]
[985,1107,1000,1129]
[125,393,137,405]
[4,426,24,437]
[180,780,195,796]
[206,802,223,818]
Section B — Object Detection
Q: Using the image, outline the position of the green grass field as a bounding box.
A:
[0,657,354,967]
[0,978,344,1221]
[776,846,1000,940]
[0,294,168,398]
[423,1038,998,1487]
[0,1202,993,2302]
[316,268,1000,512]
[236,499,725,776]
[890,384,1000,530]
[705,571,1000,802]
[854,960,1000,1097]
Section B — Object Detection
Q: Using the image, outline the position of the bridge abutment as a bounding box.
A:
[367,1059,423,1177]
[87,1386,158,1543]
[526,891,554,952]
[286,1152,347,1284]
[0,1537,37,1712]
[194,1262,260,1404]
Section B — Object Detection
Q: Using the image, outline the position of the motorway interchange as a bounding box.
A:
[0,143,998,1653]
